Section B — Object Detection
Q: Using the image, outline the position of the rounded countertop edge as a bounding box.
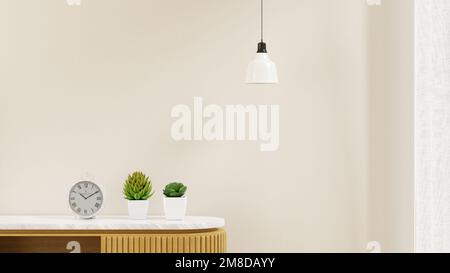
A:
[0,216,226,230]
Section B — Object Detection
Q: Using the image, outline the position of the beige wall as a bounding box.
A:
[0,0,414,252]
[367,0,415,252]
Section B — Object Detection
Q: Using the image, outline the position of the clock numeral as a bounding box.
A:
[70,197,75,201]
[71,202,77,207]
[77,185,81,190]
[77,208,81,212]
[95,203,100,208]
[84,183,88,188]
[84,209,87,214]
[97,197,102,201]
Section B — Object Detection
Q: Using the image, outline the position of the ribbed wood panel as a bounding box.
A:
[101,229,226,253]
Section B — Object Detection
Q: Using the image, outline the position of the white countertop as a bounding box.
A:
[0,216,225,230]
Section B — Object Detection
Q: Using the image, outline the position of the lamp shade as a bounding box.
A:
[246,53,279,84]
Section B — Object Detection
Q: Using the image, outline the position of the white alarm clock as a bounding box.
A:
[69,181,104,219]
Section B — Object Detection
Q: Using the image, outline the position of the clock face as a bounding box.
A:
[69,181,103,218]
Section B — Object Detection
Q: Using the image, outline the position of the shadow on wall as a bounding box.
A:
[367,0,414,253]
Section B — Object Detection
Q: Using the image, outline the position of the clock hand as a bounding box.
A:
[85,191,99,199]
[78,193,87,199]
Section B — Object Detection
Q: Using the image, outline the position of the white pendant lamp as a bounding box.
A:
[246,0,278,84]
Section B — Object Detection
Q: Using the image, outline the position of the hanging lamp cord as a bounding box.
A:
[261,0,264,42]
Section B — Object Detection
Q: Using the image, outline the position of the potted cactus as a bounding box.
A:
[123,171,154,220]
[163,182,188,220]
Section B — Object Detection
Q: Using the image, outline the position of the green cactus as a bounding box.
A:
[123,171,154,200]
[163,182,187,198]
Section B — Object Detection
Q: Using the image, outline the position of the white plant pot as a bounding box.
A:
[127,200,149,220]
[164,197,187,220]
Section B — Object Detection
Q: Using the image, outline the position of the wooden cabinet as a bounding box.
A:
[0,216,227,253]
[0,229,227,253]
[0,235,100,253]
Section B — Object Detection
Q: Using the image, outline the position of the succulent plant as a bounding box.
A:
[123,171,154,200]
[163,182,187,198]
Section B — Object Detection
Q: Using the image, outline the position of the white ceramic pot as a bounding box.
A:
[127,200,149,220]
[164,197,187,220]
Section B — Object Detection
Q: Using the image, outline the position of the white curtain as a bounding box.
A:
[415,0,450,252]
